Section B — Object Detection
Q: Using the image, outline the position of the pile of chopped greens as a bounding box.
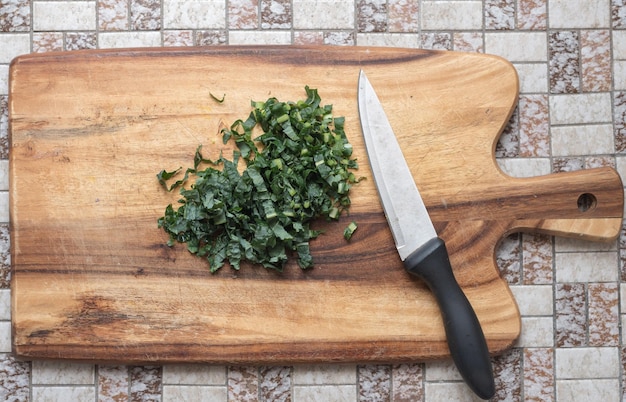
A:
[157,87,361,272]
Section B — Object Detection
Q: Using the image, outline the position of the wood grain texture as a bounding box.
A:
[9,46,624,364]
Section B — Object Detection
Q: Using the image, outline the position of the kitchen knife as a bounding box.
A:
[357,70,495,400]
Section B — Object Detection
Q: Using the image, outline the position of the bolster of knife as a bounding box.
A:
[404,237,495,400]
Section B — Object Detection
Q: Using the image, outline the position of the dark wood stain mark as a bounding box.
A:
[65,295,133,328]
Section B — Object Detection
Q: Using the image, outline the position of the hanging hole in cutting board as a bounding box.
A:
[577,193,597,212]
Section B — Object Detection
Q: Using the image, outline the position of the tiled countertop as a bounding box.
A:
[1,0,626,401]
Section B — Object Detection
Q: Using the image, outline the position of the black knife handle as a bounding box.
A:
[404,237,495,400]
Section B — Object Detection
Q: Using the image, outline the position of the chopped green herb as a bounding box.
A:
[156,167,181,189]
[343,221,358,240]
[157,87,361,272]
[210,92,226,103]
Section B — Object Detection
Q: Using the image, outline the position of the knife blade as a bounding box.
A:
[357,70,495,400]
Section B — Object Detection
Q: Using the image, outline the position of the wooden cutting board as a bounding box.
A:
[9,46,623,364]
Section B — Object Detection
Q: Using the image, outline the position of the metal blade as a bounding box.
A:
[358,70,437,261]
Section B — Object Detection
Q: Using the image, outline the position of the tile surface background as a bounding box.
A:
[1,0,626,400]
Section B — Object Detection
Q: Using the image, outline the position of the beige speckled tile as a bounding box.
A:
[162,385,228,401]
[552,124,615,156]
[33,386,96,401]
[556,347,619,378]
[485,32,547,61]
[549,0,611,29]
[422,1,483,30]
[517,317,554,347]
[424,360,462,382]
[33,1,97,31]
[163,365,226,385]
[510,285,553,316]
[293,364,355,385]
[0,197,7,226]
[292,0,354,29]
[292,384,356,401]
[496,157,552,177]
[0,322,10,352]
[98,30,161,47]
[556,379,620,402]
[229,30,291,44]
[32,361,95,385]
[423,382,482,401]
[556,236,618,252]
[556,252,619,282]
[614,60,626,90]
[549,93,612,124]
[614,31,626,60]
[514,63,548,93]
[163,0,226,29]
[0,289,9,320]
[356,32,419,47]
[0,66,8,94]
[0,162,6,192]
[0,33,29,63]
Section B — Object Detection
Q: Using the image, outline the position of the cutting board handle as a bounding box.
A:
[509,166,622,216]
[505,167,624,241]
[429,166,623,242]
